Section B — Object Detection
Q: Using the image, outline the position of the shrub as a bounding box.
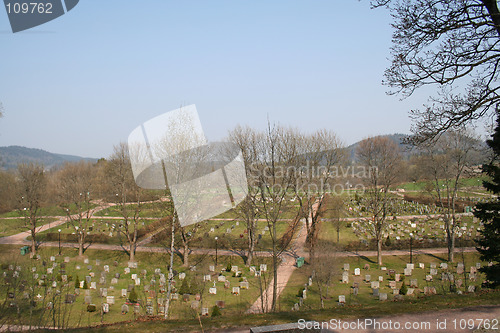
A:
[211,305,221,317]
[226,263,232,272]
[399,281,408,295]
[74,276,80,289]
[178,278,191,295]
[385,236,392,247]
[82,280,88,289]
[129,288,138,303]
[87,304,96,312]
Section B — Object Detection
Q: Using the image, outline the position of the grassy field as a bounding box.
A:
[0,218,58,237]
[279,252,489,312]
[0,244,273,329]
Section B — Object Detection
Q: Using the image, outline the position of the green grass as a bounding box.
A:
[279,252,489,312]
[0,244,272,329]
[0,218,58,237]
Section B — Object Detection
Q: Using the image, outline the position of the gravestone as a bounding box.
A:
[179,272,186,280]
[468,285,475,293]
[209,265,215,272]
[419,263,425,269]
[389,281,397,289]
[84,258,89,264]
[115,273,120,279]
[378,276,383,282]
[111,278,118,285]
[127,284,134,292]
[440,263,448,270]
[121,304,129,314]
[342,272,349,283]
[339,295,345,303]
[90,282,96,289]
[407,288,414,295]
[224,280,230,289]
[365,275,371,282]
[64,257,70,263]
[240,281,249,289]
[216,300,225,309]
[395,274,401,282]
[476,262,481,269]
[202,307,209,316]
[343,263,350,271]
[456,279,463,288]
[430,268,437,276]
[107,296,115,305]
[135,278,140,286]
[104,265,109,272]
[65,294,75,304]
[426,275,433,282]
[410,279,418,288]
[204,274,211,282]
[100,288,107,297]
[260,264,267,272]
[371,281,379,289]
[353,287,358,295]
[406,263,414,270]
[84,296,91,304]
[121,289,127,297]
[124,268,130,274]
[231,265,238,273]
[131,273,137,280]
[102,303,109,313]
[372,288,379,297]
[354,268,360,276]
[379,293,387,301]
[232,287,240,295]
[218,275,226,282]
[172,293,179,300]
[404,268,412,276]
[209,287,217,294]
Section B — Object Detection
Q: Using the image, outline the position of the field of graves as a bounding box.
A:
[0,243,273,329]
[280,252,490,312]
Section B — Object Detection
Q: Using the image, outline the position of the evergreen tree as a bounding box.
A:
[474,114,500,288]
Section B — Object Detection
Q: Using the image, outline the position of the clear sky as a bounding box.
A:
[0,0,437,159]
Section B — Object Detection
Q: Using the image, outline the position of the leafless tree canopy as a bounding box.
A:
[374,0,500,142]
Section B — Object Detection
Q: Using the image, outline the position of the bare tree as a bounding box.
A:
[312,243,338,309]
[106,143,143,262]
[55,161,96,257]
[356,136,402,265]
[228,125,264,266]
[416,128,481,261]
[293,129,345,259]
[373,0,500,142]
[17,163,46,254]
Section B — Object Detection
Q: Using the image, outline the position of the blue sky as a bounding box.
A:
[0,0,435,158]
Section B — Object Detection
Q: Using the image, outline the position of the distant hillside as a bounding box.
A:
[0,146,97,170]
[347,133,413,161]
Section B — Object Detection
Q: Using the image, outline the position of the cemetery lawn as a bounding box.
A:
[30,218,163,245]
[279,252,492,312]
[0,218,58,237]
[148,219,295,251]
[0,204,97,218]
[0,244,272,328]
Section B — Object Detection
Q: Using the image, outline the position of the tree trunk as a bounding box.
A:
[183,242,189,267]
[31,226,36,254]
[78,233,84,257]
[377,237,383,266]
[129,243,135,262]
[247,222,255,266]
[272,252,277,312]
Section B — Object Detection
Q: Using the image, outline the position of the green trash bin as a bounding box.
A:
[20,246,30,256]
[296,257,305,268]
[465,206,471,213]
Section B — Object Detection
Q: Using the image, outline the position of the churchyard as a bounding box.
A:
[280,252,489,312]
[0,244,272,328]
